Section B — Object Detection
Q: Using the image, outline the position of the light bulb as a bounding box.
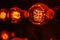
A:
[9,7,22,23]
[1,31,9,40]
[29,3,49,25]
[0,9,7,21]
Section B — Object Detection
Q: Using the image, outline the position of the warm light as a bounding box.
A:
[0,12,6,20]
[10,32,15,37]
[1,31,9,40]
[29,3,49,25]
[0,9,7,21]
[11,37,28,40]
[50,37,56,40]
[9,7,22,23]
[11,11,21,20]
[11,11,21,23]
[7,12,9,19]
[46,8,55,19]
[33,9,44,22]
[23,10,29,18]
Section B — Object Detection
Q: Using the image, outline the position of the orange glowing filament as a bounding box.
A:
[1,33,9,40]
[11,11,21,20]
[0,12,6,20]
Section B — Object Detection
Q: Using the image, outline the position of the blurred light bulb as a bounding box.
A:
[10,32,15,37]
[9,7,22,23]
[46,8,55,19]
[50,37,56,40]
[23,10,29,18]
[0,12,6,19]
[11,11,21,20]
[29,3,49,25]
[0,9,7,21]
[50,38,53,40]
[1,31,9,40]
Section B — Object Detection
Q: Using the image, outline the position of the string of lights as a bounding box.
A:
[0,2,59,40]
[0,3,55,25]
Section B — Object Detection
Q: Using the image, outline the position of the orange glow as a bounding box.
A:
[9,7,22,23]
[23,10,29,18]
[11,38,28,40]
[11,32,15,37]
[33,9,44,22]
[11,11,21,23]
[46,9,55,19]
[11,11,21,20]
[7,12,9,19]
[29,3,49,25]
[50,37,56,40]
[1,31,9,40]
[0,12,6,20]
[50,38,53,40]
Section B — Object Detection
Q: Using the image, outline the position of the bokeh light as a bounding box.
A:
[29,3,49,25]
[10,32,15,37]
[46,8,55,20]
[0,9,7,21]
[11,11,21,20]
[1,31,9,40]
[11,37,28,40]
[9,7,22,23]
[23,10,29,18]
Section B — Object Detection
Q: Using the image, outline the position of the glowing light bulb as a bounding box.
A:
[33,9,44,22]
[50,37,56,40]
[46,8,55,19]
[1,31,9,40]
[23,10,29,18]
[11,11,21,20]
[9,7,22,23]
[0,9,7,21]
[29,3,49,25]
[50,38,53,40]
[0,12,6,19]
[10,32,15,37]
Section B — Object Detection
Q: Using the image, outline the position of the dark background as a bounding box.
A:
[0,0,60,9]
[0,0,60,40]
